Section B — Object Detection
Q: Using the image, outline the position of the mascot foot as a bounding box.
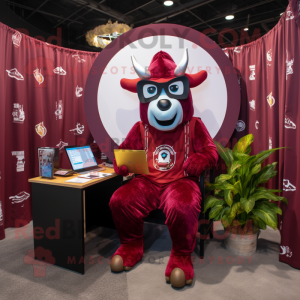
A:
[165,249,194,288]
[110,241,143,272]
[110,255,133,272]
[165,268,193,288]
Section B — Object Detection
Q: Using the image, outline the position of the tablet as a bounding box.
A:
[114,150,149,175]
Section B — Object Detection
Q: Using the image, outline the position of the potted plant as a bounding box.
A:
[204,134,287,256]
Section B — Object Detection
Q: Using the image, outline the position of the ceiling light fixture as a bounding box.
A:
[280,12,284,16]
[244,27,249,31]
[225,15,234,20]
[164,1,174,6]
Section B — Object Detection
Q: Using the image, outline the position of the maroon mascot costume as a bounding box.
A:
[109,48,218,288]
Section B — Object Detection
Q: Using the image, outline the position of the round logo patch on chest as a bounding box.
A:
[153,145,176,171]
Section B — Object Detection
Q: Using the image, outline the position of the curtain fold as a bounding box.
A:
[227,4,300,269]
[0,22,98,240]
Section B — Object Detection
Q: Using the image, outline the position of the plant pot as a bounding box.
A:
[224,224,259,257]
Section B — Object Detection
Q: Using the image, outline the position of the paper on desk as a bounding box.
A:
[78,172,113,179]
[65,178,93,183]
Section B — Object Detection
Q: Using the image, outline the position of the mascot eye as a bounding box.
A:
[143,84,158,98]
[168,81,184,95]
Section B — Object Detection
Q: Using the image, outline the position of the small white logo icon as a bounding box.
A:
[55,100,63,120]
[255,121,259,130]
[12,103,25,123]
[33,69,44,85]
[286,58,294,80]
[283,179,296,191]
[234,46,242,53]
[35,122,47,138]
[6,68,24,80]
[12,151,25,172]
[249,65,255,80]
[249,100,255,111]
[56,140,68,150]
[70,123,84,135]
[267,49,272,66]
[280,246,293,257]
[12,31,22,48]
[72,54,86,63]
[286,7,294,20]
[269,136,272,149]
[285,118,296,129]
[9,191,30,204]
[236,120,246,132]
[267,92,275,107]
[153,145,176,171]
[76,86,83,98]
[222,48,229,57]
[0,201,3,223]
[53,66,67,75]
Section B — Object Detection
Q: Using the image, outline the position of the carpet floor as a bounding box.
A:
[0,221,299,300]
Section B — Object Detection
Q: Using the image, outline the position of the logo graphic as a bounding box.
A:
[72,54,86,63]
[267,49,272,66]
[0,201,3,224]
[286,7,294,20]
[53,66,67,75]
[33,69,44,85]
[153,145,176,171]
[285,117,296,129]
[269,136,272,149]
[283,179,296,191]
[6,68,24,80]
[280,246,293,257]
[236,120,246,132]
[234,46,242,53]
[12,103,25,123]
[76,85,83,98]
[56,140,68,150]
[55,100,63,120]
[24,248,56,277]
[70,123,84,135]
[12,31,22,48]
[255,121,259,130]
[286,57,294,80]
[9,191,30,204]
[35,122,47,138]
[249,65,255,80]
[249,100,255,111]
[267,92,275,107]
[12,151,25,172]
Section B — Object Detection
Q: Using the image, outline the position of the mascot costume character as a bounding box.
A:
[109,48,218,288]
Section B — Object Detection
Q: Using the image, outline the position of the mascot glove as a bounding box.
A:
[183,153,209,177]
[113,159,129,176]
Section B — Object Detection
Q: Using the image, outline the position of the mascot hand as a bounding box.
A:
[113,159,129,176]
[183,154,208,177]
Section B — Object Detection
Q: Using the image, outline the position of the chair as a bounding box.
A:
[144,168,215,259]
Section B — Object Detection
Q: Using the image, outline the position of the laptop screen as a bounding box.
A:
[65,145,97,171]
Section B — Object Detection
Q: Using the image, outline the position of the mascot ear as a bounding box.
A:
[120,78,140,93]
[186,70,208,88]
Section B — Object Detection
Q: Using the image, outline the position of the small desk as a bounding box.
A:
[29,167,123,274]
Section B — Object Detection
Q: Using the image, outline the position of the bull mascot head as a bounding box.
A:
[120,48,207,131]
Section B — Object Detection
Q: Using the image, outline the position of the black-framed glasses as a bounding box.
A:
[136,76,190,103]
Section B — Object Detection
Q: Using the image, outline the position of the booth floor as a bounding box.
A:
[0,221,299,300]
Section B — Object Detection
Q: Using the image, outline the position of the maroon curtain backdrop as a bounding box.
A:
[0,22,99,240]
[226,3,300,269]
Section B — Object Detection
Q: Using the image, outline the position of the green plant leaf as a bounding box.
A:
[261,201,282,215]
[252,148,286,165]
[241,197,255,213]
[228,161,241,175]
[252,204,278,229]
[250,215,267,230]
[203,196,224,213]
[233,181,242,194]
[214,140,233,167]
[228,202,242,219]
[224,190,233,207]
[249,189,288,204]
[250,163,261,175]
[215,174,233,183]
[209,205,224,219]
[233,134,254,153]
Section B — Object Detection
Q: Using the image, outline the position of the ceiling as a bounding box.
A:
[4,0,289,51]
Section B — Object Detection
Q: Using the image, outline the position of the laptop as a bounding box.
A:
[65,145,103,174]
